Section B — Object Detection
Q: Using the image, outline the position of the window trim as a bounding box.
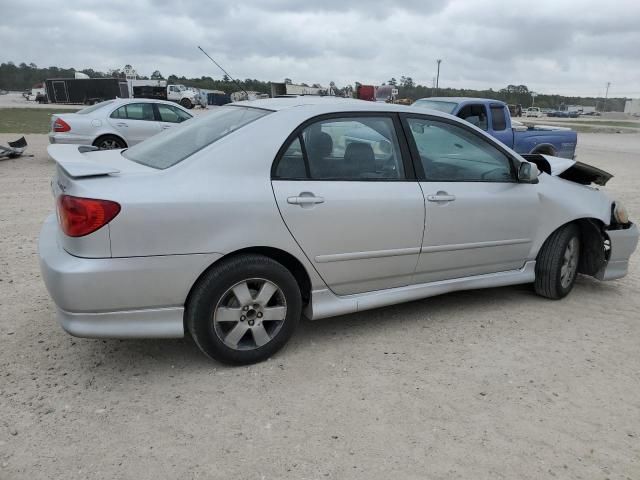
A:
[271,112,416,182]
[399,112,519,183]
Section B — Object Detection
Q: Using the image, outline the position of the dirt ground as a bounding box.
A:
[1,132,639,480]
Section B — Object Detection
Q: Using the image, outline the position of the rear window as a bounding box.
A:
[76,100,115,114]
[122,106,271,169]
[412,100,458,114]
[490,106,507,130]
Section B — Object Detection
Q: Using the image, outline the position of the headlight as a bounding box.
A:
[613,201,630,224]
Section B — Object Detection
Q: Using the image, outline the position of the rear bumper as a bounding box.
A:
[48,132,95,145]
[596,223,639,281]
[38,215,222,338]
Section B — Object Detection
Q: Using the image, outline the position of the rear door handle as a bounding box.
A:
[116,122,128,127]
[287,194,325,206]
[161,125,172,130]
[427,192,456,203]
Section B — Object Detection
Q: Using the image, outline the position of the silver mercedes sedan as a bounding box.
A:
[39,97,639,364]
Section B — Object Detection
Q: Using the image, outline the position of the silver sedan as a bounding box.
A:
[39,97,639,364]
[48,98,193,149]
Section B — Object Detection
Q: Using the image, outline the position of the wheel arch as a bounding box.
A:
[530,143,557,156]
[538,217,607,277]
[92,133,128,148]
[184,246,313,331]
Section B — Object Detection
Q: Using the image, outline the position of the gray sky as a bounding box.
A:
[2,0,639,97]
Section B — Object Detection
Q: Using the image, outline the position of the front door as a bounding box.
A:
[272,114,425,295]
[402,114,539,283]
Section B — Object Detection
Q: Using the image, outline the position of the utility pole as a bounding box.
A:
[604,82,611,112]
[435,59,442,94]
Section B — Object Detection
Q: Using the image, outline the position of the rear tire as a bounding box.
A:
[534,224,581,299]
[93,135,126,150]
[187,254,302,365]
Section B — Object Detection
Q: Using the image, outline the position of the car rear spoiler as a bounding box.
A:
[47,144,121,178]
[522,154,613,186]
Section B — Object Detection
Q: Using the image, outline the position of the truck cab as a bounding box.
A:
[412,97,577,159]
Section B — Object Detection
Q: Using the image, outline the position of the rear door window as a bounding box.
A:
[110,103,155,121]
[273,116,405,180]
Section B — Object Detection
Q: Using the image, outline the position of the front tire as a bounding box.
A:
[180,98,193,109]
[534,224,581,299]
[186,255,302,365]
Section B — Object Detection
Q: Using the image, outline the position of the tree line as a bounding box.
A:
[0,61,627,111]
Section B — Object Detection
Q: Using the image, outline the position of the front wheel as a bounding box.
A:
[180,98,193,109]
[186,255,302,365]
[534,224,581,299]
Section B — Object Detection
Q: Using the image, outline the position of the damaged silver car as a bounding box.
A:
[38,97,639,364]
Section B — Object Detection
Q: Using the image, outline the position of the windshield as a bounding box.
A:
[123,106,271,169]
[76,100,115,114]
[412,99,458,114]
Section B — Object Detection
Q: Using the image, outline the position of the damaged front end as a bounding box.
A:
[523,153,638,281]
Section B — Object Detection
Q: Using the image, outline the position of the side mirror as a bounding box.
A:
[518,162,539,184]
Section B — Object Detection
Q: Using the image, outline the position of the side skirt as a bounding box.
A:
[307,261,536,320]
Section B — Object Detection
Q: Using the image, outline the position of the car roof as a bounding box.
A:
[416,97,506,105]
[109,98,180,106]
[233,96,426,114]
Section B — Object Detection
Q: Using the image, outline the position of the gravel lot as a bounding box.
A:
[1,132,639,480]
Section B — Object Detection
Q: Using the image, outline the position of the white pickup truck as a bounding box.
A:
[133,84,199,109]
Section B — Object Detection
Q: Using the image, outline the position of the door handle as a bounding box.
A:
[115,122,128,127]
[287,194,325,206]
[161,125,171,130]
[427,192,456,203]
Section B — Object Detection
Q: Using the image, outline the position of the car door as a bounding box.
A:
[271,114,425,295]
[108,103,161,145]
[402,114,540,284]
[154,103,193,132]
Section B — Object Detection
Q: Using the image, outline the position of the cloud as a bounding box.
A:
[1,0,639,96]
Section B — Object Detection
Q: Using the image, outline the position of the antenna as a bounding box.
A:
[197,46,249,98]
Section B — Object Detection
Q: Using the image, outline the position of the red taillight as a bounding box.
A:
[53,118,71,132]
[56,195,121,237]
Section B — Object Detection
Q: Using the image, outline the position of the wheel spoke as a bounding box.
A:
[232,282,253,306]
[252,324,271,347]
[216,307,242,322]
[255,282,277,306]
[224,323,249,346]
[262,306,286,321]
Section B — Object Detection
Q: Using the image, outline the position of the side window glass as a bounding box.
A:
[457,104,488,130]
[407,117,513,182]
[302,117,404,180]
[275,137,306,179]
[491,106,507,130]
[125,103,155,121]
[110,106,126,119]
[157,104,180,123]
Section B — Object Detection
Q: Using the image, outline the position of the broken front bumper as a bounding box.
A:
[596,223,639,281]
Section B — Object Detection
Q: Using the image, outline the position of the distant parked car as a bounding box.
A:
[48,98,193,149]
[39,97,637,364]
[524,107,544,118]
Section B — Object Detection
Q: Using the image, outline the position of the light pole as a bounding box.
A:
[604,81,611,112]
[435,59,442,93]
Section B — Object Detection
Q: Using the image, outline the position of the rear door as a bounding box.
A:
[271,114,425,295]
[108,103,161,145]
[402,114,539,283]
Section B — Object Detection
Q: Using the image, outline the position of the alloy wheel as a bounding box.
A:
[560,237,579,288]
[213,278,287,350]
